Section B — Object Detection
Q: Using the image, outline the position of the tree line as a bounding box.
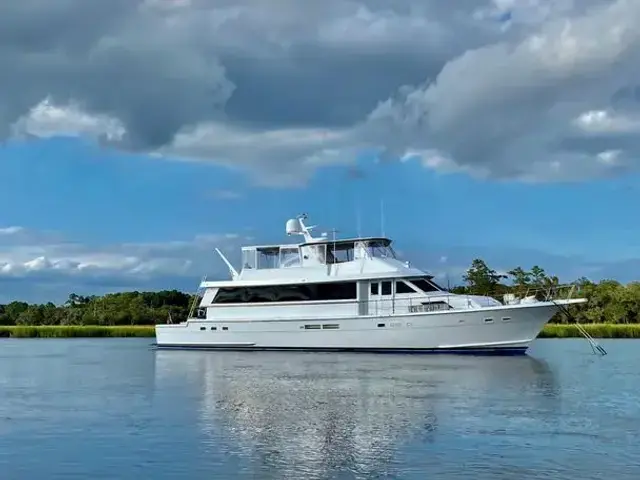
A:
[0,290,194,326]
[0,258,637,325]
[451,259,640,324]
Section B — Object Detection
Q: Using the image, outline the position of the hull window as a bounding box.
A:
[322,324,340,329]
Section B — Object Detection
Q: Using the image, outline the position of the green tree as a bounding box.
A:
[530,265,548,287]
[507,266,531,296]
[462,258,507,295]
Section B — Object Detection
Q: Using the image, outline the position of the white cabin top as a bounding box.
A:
[203,214,435,288]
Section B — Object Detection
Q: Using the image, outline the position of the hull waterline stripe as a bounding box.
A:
[150,344,528,355]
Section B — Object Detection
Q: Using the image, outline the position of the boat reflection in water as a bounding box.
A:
[153,350,559,479]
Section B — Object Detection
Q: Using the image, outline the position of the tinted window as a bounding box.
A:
[412,279,440,292]
[396,281,416,294]
[381,281,392,295]
[213,281,357,304]
[371,283,379,295]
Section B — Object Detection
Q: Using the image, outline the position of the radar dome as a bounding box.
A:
[286,218,303,236]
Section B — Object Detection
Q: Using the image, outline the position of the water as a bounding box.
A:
[0,338,637,479]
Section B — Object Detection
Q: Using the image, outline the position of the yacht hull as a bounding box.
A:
[154,300,580,355]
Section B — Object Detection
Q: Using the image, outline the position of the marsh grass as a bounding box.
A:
[540,323,640,339]
[0,325,156,338]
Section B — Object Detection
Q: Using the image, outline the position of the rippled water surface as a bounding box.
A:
[0,338,638,479]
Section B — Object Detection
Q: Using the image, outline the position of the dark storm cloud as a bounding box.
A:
[2,0,640,184]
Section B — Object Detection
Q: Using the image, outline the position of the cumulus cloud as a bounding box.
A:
[3,0,640,183]
[364,0,640,181]
[0,225,247,303]
[0,222,638,303]
[163,122,358,186]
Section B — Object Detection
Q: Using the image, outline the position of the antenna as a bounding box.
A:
[329,227,339,259]
[441,256,450,291]
[356,198,362,238]
[380,198,386,237]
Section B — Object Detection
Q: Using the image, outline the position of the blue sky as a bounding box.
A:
[1,135,639,303]
[1,0,640,302]
[3,136,638,258]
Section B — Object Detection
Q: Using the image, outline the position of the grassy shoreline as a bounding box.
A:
[0,325,156,338]
[1,323,640,339]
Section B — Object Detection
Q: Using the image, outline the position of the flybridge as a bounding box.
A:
[239,237,396,271]
[216,214,399,274]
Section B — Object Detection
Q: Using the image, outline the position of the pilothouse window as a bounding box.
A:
[390,277,443,294]
[279,247,301,268]
[396,281,416,294]
[326,244,353,263]
[299,238,396,265]
[256,247,280,269]
[366,239,397,259]
[411,278,441,293]
[242,248,257,269]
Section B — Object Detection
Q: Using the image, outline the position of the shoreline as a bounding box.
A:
[1,324,640,339]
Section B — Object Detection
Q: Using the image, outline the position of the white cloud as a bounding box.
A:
[12,98,126,141]
[2,0,640,184]
[574,109,640,134]
[0,227,25,236]
[473,0,580,28]
[0,223,638,303]
[0,225,247,303]
[160,122,358,186]
[316,4,448,49]
[363,0,640,181]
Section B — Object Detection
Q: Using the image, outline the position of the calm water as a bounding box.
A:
[0,338,638,479]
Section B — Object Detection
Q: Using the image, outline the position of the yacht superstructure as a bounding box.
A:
[155,214,586,354]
